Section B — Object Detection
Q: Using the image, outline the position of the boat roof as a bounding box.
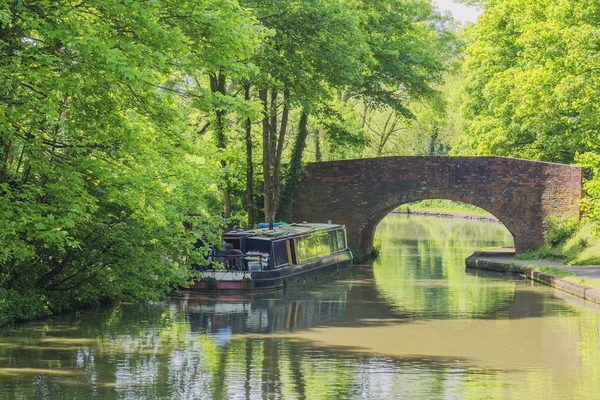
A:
[223,222,344,241]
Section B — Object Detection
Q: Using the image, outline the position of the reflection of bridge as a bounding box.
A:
[292,157,583,255]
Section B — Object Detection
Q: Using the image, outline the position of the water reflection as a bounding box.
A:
[183,275,355,335]
[0,215,599,399]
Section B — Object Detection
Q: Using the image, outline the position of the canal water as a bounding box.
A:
[1,215,600,399]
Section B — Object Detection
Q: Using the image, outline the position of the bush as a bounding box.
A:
[0,289,49,326]
[577,152,600,236]
[543,217,578,246]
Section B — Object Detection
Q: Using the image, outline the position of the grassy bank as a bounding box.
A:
[517,219,600,266]
[517,263,600,291]
[396,200,490,215]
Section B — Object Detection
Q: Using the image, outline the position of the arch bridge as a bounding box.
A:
[291,157,584,256]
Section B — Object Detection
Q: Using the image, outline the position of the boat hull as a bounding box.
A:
[188,250,353,291]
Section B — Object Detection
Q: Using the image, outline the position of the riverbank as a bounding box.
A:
[391,209,501,224]
[466,248,600,304]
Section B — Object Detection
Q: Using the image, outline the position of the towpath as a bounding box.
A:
[473,247,600,280]
[467,248,600,305]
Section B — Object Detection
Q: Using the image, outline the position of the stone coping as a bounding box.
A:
[466,250,600,305]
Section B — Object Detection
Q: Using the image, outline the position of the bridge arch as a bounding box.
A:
[291,157,583,256]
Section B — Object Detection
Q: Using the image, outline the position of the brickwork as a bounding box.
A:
[292,156,584,255]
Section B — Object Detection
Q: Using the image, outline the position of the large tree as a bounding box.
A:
[239,0,369,222]
[236,0,456,221]
[458,0,600,163]
[0,0,259,324]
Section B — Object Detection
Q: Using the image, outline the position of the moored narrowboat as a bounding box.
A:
[190,222,353,291]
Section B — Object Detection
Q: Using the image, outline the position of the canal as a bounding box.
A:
[1,215,599,399]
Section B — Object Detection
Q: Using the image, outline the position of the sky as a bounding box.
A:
[431,0,481,24]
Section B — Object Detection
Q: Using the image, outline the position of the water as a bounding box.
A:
[1,215,599,399]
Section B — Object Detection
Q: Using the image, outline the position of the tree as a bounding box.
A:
[0,0,259,324]
[243,0,457,221]
[458,0,600,163]
[244,0,370,222]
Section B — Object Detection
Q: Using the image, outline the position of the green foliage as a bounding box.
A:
[350,0,457,115]
[0,0,258,325]
[517,220,600,266]
[0,0,465,325]
[458,0,600,163]
[396,199,489,215]
[523,264,576,279]
[239,0,457,220]
[338,2,462,160]
[544,217,579,246]
[456,0,600,265]
[578,152,600,235]
[276,112,309,222]
[0,289,48,326]
[372,233,382,256]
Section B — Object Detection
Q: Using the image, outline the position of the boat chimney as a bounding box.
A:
[269,217,274,230]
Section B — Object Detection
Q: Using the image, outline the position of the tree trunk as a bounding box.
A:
[314,129,321,162]
[244,84,254,228]
[0,137,10,184]
[270,91,278,166]
[210,72,231,218]
[272,88,289,214]
[260,89,272,222]
[276,111,309,221]
[428,124,439,156]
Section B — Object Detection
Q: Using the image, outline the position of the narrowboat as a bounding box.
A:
[190,222,353,291]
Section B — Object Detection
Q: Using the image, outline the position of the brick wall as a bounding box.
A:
[292,156,584,255]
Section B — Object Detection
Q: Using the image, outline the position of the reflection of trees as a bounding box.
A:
[372,215,518,318]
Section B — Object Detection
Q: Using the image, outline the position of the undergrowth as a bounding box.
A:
[516,218,600,265]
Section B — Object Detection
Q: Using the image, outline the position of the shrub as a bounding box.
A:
[577,152,600,236]
[543,217,578,246]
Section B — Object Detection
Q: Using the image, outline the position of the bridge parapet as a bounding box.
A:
[292,156,584,256]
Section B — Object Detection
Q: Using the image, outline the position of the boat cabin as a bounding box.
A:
[211,223,348,271]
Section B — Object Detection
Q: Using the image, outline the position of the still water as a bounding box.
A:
[1,215,600,399]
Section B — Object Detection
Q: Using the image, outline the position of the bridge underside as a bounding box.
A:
[292,157,583,256]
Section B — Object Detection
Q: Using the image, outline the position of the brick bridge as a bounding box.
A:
[292,157,584,256]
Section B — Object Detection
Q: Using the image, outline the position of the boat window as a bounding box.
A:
[320,232,331,256]
[305,235,318,259]
[245,239,271,254]
[223,237,241,249]
[287,240,294,264]
[297,238,308,261]
[273,240,290,267]
[296,235,317,262]
[295,230,336,262]
[336,230,346,250]
[330,231,338,252]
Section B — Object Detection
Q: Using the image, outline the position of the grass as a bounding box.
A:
[516,221,600,266]
[516,263,600,290]
[522,264,576,278]
[396,199,489,215]
[373,233,382,255]
[566,277,600,291]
